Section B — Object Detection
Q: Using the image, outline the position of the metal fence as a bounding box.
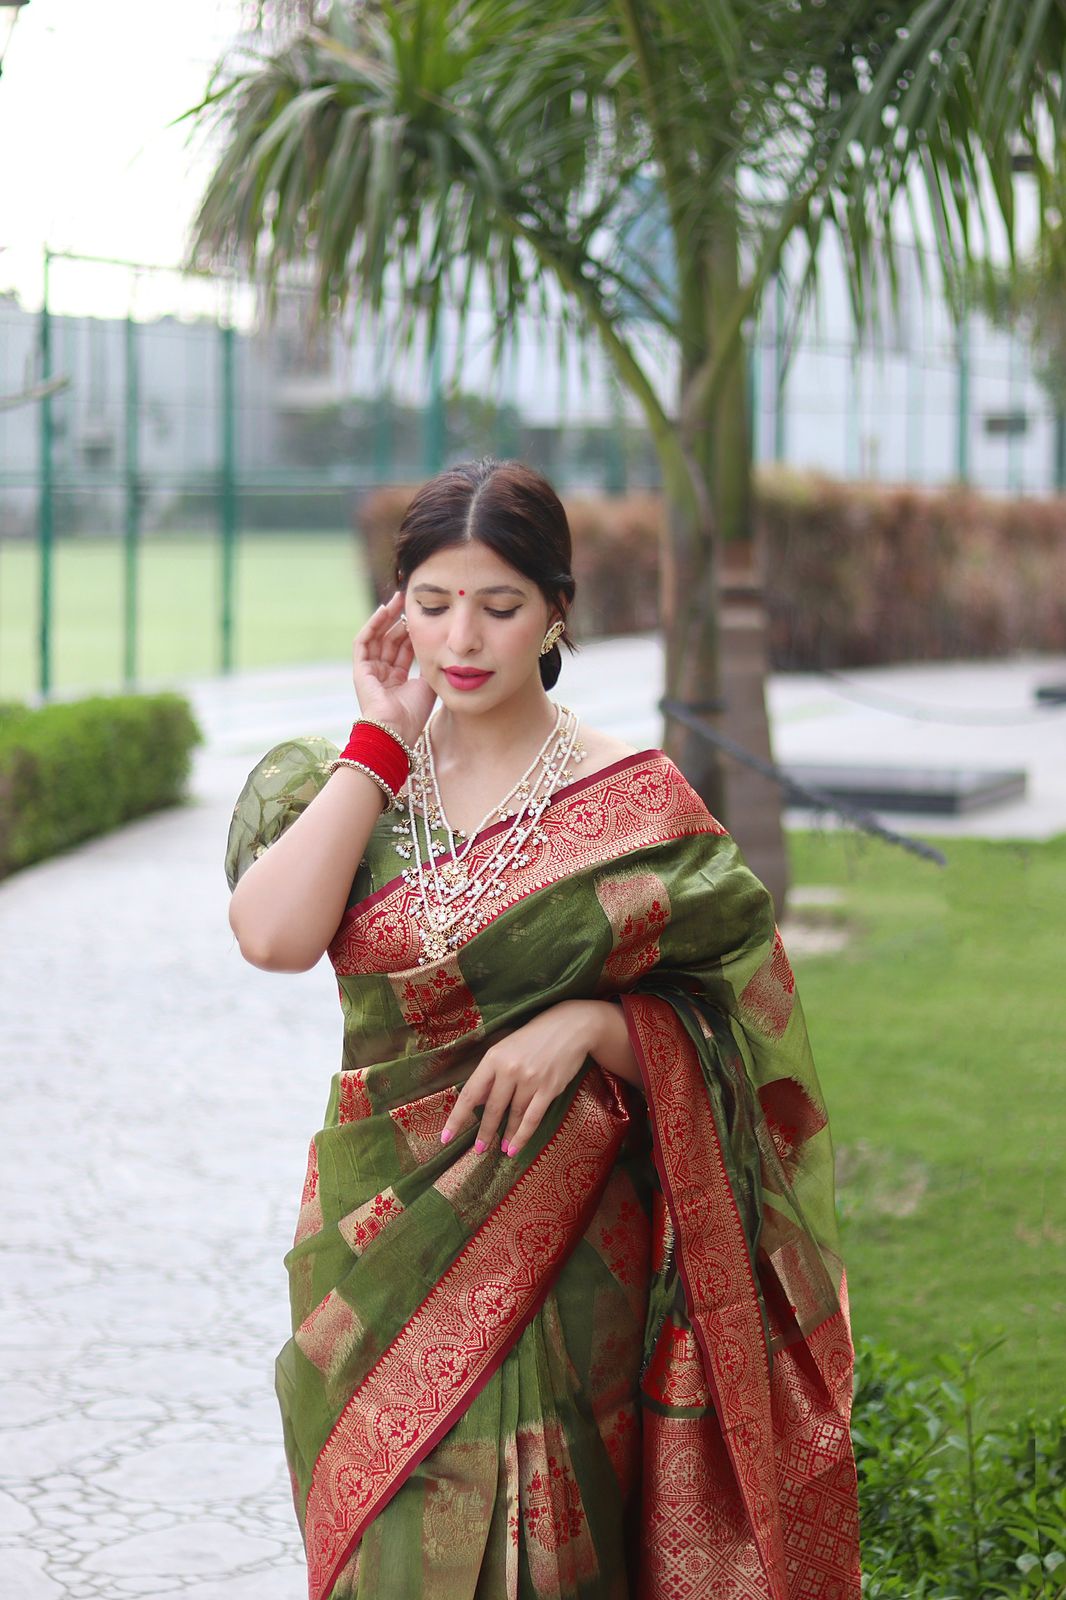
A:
[0,244,1062,700]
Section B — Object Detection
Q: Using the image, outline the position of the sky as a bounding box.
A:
[0,0,246,315]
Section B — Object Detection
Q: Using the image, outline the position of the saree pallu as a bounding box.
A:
[227,739,861,1599]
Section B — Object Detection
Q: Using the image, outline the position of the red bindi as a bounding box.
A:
[458,589,464,595]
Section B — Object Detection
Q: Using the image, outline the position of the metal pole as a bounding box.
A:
[38,246,54,697]
[220,322,237,674]
[1055,411,1066,493]
[773,271,787,462]
[1007,331,1021,494]
[422,331,445,475]
[746,326,759,466]
[371,322,393,481]
[123,308,140,686]
[847,346,860,479]
[955,310,970,484]
[604,369,626,493]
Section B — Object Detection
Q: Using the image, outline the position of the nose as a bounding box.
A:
[446,600,482,657]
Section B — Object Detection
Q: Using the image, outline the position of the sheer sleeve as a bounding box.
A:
[225,735,338,893]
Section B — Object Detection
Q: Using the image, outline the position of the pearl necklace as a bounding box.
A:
[390,703,586,963]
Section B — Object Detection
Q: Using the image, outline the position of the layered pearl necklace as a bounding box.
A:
[390,702,587,963]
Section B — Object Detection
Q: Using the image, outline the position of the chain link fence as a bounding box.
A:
[0,244,1061,700]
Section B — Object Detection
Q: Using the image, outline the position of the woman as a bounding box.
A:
[225,459,861,1600]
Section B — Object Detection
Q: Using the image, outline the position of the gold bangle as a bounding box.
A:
[354,717,416,765]
[329,757,396,810]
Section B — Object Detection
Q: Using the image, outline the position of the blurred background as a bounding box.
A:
[1,3,1064,1598]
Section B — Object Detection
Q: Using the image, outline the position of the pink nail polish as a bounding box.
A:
[474,1137,486,1154]
[440,1127,453,1145]
[505,1142,517,1157]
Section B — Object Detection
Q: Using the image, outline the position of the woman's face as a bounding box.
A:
[403,541,557,714]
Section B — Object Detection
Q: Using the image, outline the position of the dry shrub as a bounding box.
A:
[758,469,1066,666]
[357,473,1066,666]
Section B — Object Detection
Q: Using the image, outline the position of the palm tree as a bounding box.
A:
[187,0,1066,902]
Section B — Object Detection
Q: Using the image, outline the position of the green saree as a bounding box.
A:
[226,736,861,1599]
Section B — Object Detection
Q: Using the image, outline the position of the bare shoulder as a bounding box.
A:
[577,724,644,771]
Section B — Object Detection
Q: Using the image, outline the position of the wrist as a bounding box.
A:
[330,720,411,808]
[352,716,417,764]
[574,998,612,1057]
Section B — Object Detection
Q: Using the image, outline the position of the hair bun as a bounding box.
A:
[538,643,563,690]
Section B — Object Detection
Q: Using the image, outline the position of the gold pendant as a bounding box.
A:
[439,859,469,891]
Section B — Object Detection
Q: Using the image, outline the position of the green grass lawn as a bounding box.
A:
[787,827,1065,1422]
[0,532,374,699]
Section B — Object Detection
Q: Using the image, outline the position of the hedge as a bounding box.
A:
[357,473,1066,668]
[0,693,203,879]
[853,1335,1065,1595]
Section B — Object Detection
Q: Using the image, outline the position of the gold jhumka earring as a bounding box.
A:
[539,621,565,656]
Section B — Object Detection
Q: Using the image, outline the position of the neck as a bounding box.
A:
[430,679,558,772]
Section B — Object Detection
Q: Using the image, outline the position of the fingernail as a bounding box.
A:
[440,1127,453,1145]
[505,1141,516,1157]
[474,1137,487,1154]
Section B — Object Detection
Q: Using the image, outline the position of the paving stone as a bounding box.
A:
[111,1578,186,1596]
[182,1561,307,1600]
[0,1420,132,1481]
[95,1437,281,1505]
[0,1486,33,1533]
[81,1519,283,1576]
[0,1548,63,1600]
[0,1382,60,1428]
[88,1351,263,1405]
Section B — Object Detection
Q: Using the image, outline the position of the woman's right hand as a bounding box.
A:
[352,589,436,747]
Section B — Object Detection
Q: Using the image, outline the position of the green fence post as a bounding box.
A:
[605,380,626,493]
[38,247,54,698]
[1055,411,1066,493]
[123,309,140,686]
[773,271,787,462]
[422,333,445,475]
[373,382,393,482]
[220,322,237,674]
[746,326,759,465]
[955,310,970,484]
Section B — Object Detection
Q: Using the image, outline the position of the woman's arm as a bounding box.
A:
[578,998,644,1092]
[229,766,386,972]
[229,591,435,972]
[439,996,644,1160]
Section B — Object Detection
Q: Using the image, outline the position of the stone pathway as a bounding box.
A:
[2,639,1063,1599]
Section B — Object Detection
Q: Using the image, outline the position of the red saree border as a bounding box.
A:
[303,1067,633,1600]
[621,992,785,1594]
[621,992,860,1599]
[328,750,726,975]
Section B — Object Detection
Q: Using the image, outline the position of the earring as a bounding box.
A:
[539,620,565,656]
[400,613,409,630]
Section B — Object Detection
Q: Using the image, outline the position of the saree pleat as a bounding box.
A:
[293,1132,652,1600]
[227,738,862,1599]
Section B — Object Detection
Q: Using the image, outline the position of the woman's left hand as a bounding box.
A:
[440,999,607,1160]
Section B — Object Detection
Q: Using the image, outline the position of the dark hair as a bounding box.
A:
[393,457,578,690]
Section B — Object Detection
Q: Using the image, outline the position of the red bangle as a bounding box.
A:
[336,722,410,795]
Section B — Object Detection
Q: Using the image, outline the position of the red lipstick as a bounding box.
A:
[443,668,494,691]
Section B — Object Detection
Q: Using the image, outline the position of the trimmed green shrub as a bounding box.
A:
[854,1335,1066,1596]
[0,693,203,879]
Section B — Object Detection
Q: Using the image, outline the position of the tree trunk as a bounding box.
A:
[660,209,789,915]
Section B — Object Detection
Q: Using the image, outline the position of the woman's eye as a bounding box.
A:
[416,605,519,619]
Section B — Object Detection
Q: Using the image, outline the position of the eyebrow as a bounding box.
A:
[411,584,527,598]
